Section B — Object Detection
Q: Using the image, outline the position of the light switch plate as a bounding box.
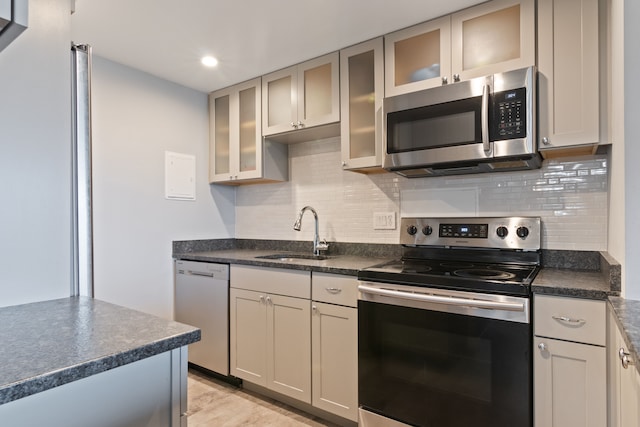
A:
[373,212,396,230]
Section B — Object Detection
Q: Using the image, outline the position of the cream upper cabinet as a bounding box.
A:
[450,0,535,81]
[384,16,451,96]
[385,0,534,97]
[209,78,288,185]
[262,52,340,137]
[533,295,607,427]
[340,38,385,172]
[537,0,600,152]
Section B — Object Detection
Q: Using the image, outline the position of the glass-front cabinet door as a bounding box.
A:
[451,0,535,81]
[261,66,298,136]
[385,16,451,96]
[385,0,534,97]
[209,78,262,183]
[340,37,384,171]
[262,52,339,136]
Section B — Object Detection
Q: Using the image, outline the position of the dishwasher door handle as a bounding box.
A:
[186,271,215,278]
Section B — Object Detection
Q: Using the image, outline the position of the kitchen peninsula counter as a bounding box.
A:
[0,297,199,406]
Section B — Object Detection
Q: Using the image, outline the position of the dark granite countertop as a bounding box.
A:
[0,297,200,405]
[175,248,390,276]
[531,268,618,299]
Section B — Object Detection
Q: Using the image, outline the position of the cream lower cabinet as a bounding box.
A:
[533,295,607,427]
[608,305,640,427]
[230,266,311,403]
[311,273,358,422]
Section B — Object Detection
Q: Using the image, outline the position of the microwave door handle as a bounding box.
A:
[482,84,490,153]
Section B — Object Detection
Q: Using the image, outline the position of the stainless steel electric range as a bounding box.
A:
[357,217,541,427]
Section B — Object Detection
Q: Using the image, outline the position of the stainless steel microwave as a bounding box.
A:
[383,66,540,177]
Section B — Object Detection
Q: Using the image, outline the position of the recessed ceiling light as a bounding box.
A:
[201,56,219,67]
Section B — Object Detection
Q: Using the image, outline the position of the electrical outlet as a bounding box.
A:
[373,212,396,230]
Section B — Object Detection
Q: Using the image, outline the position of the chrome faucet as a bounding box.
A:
[293,206,329,256]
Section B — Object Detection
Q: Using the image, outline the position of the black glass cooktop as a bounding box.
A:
[358,258,539,297]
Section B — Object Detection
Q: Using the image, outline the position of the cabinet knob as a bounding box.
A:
[442,76,448,85]
[453,74,460,82]
[312,305,317,313]
[259,295,265,304]
[619,348,636,369]
[297,121,304,128]
[291,122,298,129]
[542,137,550,145]
[538,342,547,352]
[342,161,347,167]
[266,296,272,304]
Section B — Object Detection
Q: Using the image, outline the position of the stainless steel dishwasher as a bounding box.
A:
[175,260,229,376]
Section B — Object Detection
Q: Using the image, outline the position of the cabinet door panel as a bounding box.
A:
[267,294,311,403]
[538,0,599,149]
[312,302,358,421]
[209,92,231,181]
[385,16,451,96]
[451,0,535,80]
[262,67,297,136]
[230,288,267,386]
[298,52,340,129]
[340,37,384,171]
[534,336,606,427]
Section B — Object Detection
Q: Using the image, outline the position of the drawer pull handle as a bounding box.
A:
[552,315,586,326]
[325,287,342,294]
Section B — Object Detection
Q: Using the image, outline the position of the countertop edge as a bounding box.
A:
[0,298,201,405]
[0,330,200,405]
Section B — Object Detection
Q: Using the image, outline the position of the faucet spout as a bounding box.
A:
[293,206,328,256]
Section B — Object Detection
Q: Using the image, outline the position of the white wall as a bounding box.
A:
[237,138,608,251]
[91,56,235,319]
[0,0,72,307]
[608,0,626,293]
[624,0,640,299]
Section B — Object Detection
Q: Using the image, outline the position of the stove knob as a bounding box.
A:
[517,226,529,239]
[407,225,418,236]
[422,225,433,236]
[496,226,509,238]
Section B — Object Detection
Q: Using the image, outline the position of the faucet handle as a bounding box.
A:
[316,239,329,253]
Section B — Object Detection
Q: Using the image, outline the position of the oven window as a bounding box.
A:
[358,300,531,427]
[386,96,482,153]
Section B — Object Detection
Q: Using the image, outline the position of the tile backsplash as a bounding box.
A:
[235,137,608,250]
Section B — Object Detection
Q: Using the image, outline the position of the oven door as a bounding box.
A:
[358,282,532,427]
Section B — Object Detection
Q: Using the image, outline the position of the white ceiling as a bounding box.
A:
[70,0,485,94]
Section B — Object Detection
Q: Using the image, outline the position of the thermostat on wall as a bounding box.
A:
[165,151,196,200]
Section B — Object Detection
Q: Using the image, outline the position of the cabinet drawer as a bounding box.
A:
[312,273,358,307]
[534,295,606,346]
[231,265,310,299]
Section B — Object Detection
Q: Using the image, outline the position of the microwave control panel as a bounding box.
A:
[491,87,526,141]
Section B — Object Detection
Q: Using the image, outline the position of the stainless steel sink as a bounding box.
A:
[255,253,331,261]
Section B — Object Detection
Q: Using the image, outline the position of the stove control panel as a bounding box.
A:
[400,217,541,251]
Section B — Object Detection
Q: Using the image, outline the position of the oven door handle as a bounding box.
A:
[358,284,525,312]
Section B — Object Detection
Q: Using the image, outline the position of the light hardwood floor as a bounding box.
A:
[187,369,340,426]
